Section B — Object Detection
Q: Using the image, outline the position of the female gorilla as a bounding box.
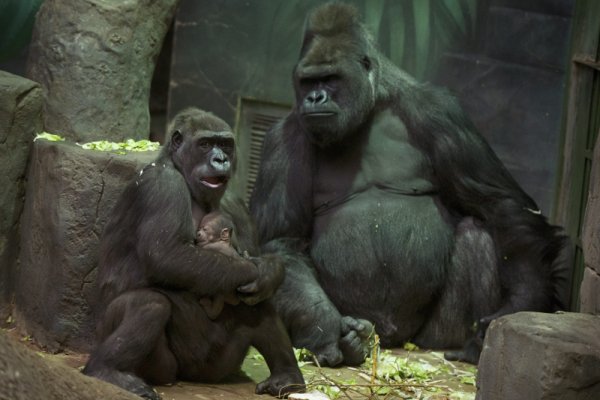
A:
[84,108,304,399]
[250,3,569,365]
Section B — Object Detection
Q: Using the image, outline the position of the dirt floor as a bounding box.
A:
[5,328,477,400]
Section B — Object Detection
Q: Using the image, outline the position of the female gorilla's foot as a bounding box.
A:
[83,367,160,400]
[255,369,306,398]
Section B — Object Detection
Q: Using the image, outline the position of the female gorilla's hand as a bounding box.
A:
[237,254,285,305]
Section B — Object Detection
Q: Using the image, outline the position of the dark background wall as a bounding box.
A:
[0,0,577,317]
[0,0,575,215]
[166,0,574,216]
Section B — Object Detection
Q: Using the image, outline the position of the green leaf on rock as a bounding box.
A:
[34,132,65,142]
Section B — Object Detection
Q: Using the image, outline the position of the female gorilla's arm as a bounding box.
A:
[132,152,259,298]
[219,193,286,305]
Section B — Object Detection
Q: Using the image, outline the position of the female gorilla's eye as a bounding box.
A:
[198,140,211,150]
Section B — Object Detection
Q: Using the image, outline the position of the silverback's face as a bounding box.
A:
[293,14,377,148]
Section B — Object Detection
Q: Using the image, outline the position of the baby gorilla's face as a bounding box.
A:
[197,224,218,245]
[197,220,231,245]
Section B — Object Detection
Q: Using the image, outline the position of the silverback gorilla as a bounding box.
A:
[83,108,304,399]
[250,3,569,366]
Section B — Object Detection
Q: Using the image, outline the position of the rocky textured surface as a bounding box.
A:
[16,139,158,352]
[0,332,139,400]
[26,0,178,142]
[581,136,600,314]
[477,312,600,400]
[0,71,42,325]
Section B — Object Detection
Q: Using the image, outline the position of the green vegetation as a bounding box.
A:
[34,132,65,142]
[247,340,477,399]
[76,139,160,153]
[34,132,160,154]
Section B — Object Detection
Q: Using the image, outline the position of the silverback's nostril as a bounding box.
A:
[306,89,328,106]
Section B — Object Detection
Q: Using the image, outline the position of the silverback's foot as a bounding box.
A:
[444,336,483,365]
[339,316,374,366]
[83,367,161,400]
[312,341,344,367]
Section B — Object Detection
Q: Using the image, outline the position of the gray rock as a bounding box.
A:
[0,332,140,400]
[581,136,600,314]
[26,0,178,142]
[582,136,600,275]
[16,139,158,352]
[580,267,600,315]
[477,312,600,400]
[0,71,42,324]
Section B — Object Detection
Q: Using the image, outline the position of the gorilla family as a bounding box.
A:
[84,108,304,399]
[250,2,569,365]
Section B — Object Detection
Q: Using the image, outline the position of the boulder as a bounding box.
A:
[580,267,600,315]
[16,139,158,352]
[580,135,600,314]
[26,0,178,142]
[0,71,42,324]
[477,312,600,400]
[0,332,140,400]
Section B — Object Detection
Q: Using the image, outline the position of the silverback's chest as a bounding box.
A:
[313,110,435,215]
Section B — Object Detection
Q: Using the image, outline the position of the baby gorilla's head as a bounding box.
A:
[197,211,233,246]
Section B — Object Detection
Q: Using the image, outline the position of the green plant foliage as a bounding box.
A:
[76,139,160,153]
[34,132,65,142]
[33,133,160,154]
[365,0,479,80]
[245,345,475,399]
[298,348,477,399]
[403,341,420,351]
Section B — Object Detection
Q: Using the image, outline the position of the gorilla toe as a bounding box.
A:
[339,316,373,366]
[256,371,306,398]
[84,368,161,400]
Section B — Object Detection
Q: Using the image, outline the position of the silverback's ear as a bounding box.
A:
[171,130,183,150]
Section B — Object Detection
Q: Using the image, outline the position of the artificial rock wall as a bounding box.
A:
[16,140,157,352]
[0,71,42,324]
[26,0,178,142]
[580,137,600,314]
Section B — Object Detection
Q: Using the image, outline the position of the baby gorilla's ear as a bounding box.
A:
[220,227,231,241]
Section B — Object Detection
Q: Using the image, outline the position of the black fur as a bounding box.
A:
[250,3,570,366]
[84,108,304,398]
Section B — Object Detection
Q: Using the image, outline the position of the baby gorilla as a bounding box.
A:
[196,211,248,319]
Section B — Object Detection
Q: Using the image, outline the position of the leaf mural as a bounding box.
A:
[248,0,479,104]
[0,0,43,61]
[364,0,479,80]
